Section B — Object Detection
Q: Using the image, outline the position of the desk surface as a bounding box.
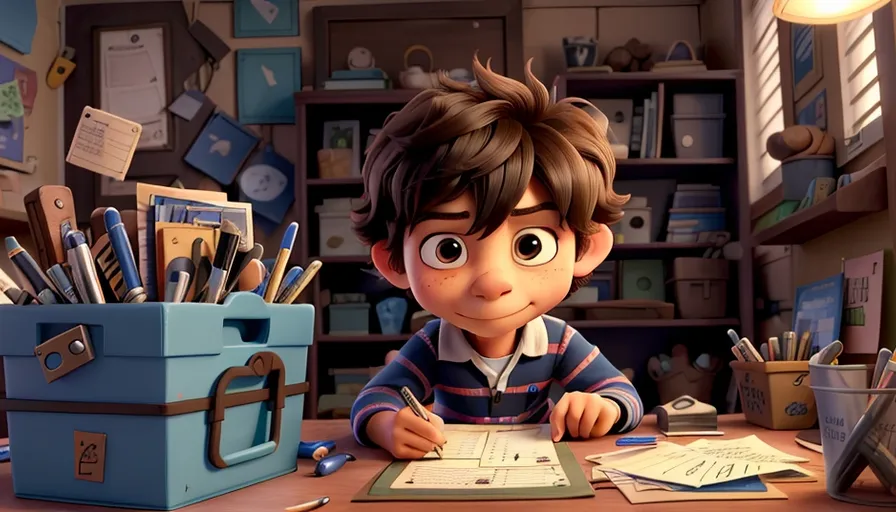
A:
[0,415,885,511]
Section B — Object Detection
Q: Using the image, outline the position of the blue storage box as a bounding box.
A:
[0,292,314,510]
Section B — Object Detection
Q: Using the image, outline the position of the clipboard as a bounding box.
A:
[351,442,594,502]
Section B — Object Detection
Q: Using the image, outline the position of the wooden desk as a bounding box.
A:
[0,415,883,511]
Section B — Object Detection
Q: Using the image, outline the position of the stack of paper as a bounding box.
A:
[587,436,815,504]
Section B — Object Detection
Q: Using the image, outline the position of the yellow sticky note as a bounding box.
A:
[0,81,24,121]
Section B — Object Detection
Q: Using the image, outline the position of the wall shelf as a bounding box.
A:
[570,318,739,329]
[752,165,888,246]
[295,89,420,105]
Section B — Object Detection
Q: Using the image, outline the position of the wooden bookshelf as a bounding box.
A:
[296,70,752,417]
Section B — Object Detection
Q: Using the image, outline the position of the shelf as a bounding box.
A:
[570,318,739,329]
[295,89,420,106]
[614,158,735,180]
[609,242,716,259]
[306,177,363,186]
[318,334,410,343]
[752,165,887,246]
[562,69,739,84]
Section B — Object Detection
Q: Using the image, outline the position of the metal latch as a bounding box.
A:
[34,325,95,383]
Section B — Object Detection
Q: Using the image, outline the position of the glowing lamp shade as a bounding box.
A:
[772,0,890,24]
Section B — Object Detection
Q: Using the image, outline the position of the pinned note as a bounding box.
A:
[0,81,24,121]
[65,106,142,181]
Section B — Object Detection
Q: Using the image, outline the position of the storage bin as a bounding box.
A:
[0,292,314,510]
[670,257,729,319]
[731,361,816,430]
[780,156,836,200]
[671,114,725,158]
[315,200,368,257]
[673,94,724,116]
[329,302,370,335]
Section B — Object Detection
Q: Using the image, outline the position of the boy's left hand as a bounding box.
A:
[550,392,620,441]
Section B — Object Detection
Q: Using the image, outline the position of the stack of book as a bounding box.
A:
[664,184,725,242]
[322,68,390,91]
[632,84,665,158]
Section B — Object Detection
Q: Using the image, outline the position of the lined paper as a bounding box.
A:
[66,106,141,180]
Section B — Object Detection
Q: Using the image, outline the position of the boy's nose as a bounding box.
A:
[470,272,513,300]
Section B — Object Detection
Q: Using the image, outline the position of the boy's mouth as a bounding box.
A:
[455,303,533,321]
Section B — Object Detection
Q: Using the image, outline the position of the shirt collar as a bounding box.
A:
[438,316,549,362]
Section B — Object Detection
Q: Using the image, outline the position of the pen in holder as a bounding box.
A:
[811,380,896,505]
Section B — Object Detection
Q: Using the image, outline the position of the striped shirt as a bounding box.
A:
[350,315,644,446]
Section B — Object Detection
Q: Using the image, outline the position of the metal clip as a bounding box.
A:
[34,325,95,383]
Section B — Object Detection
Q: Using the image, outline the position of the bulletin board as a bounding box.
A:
[63,3,210,223]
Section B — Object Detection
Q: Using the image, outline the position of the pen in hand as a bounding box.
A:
[399,386,444,458]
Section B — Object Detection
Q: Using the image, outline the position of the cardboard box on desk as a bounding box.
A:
[730,361,816,430]
[0,292,314,511]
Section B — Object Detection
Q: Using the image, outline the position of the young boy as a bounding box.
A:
[349,57,643,459]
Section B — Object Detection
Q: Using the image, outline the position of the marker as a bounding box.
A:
[103,208,145,303]
[64,230,105,304]
[285,496,329,512]
[47,264,80,304]
[313,453,356,477]
[264,222,298,303]
[165,270,190,303]
[0,267,23,303]
[5,236,58,303]
[274,266,304,303]
[616,436,658,447]
[205,219,241,304]
[280,260,322,304]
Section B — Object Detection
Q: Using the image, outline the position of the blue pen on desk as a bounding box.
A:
[0,444,9,463]
[313,453,355,477]
[616,436,657,447]
[5,236,58,304]
[104,208,146,303]
[64,230,105,304]
[299,440,336,460]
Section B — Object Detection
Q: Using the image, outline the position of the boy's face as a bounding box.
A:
[398,180,590,339]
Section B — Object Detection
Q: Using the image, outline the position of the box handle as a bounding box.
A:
[687,281,713,300]
[208,351,286,469]
[221,292,272,344]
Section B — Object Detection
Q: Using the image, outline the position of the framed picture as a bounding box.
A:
[234,0,299,38]
[323,120,361,175]
[236,48,302,124]
[796,89,827,130]
[94,23,174,151]
[791,23,823,102]
[184,112,260,185]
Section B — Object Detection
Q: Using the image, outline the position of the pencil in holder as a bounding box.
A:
[730,361,816,430]
[810,384,896,506]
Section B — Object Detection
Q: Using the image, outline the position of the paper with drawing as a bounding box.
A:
[395,425,567,490]
[596,440,811,488]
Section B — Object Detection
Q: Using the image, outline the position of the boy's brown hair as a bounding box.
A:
[352,56,629,292]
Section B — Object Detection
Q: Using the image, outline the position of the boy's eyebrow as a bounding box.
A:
[511,202,558,217]
[417,211,471,222]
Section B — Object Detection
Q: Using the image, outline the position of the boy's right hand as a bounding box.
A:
[366,407,446,459]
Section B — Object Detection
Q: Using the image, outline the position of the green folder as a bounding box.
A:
[352,442,595,502]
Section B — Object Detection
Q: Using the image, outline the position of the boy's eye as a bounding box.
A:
[420,234,468,269]
[512,228,558,267]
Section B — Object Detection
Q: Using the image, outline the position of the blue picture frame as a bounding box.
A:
[234,0,299,38]
[237,48,302,124]
[791,23,822,102]
[184,112,260,185]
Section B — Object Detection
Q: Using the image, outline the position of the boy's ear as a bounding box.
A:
[573,224,614,277]
[370,241,411,289]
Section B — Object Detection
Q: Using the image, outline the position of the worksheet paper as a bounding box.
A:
[397,425,567,490]
[686,435,810,464]
[596,441,809,488]
[65,106,141,181]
